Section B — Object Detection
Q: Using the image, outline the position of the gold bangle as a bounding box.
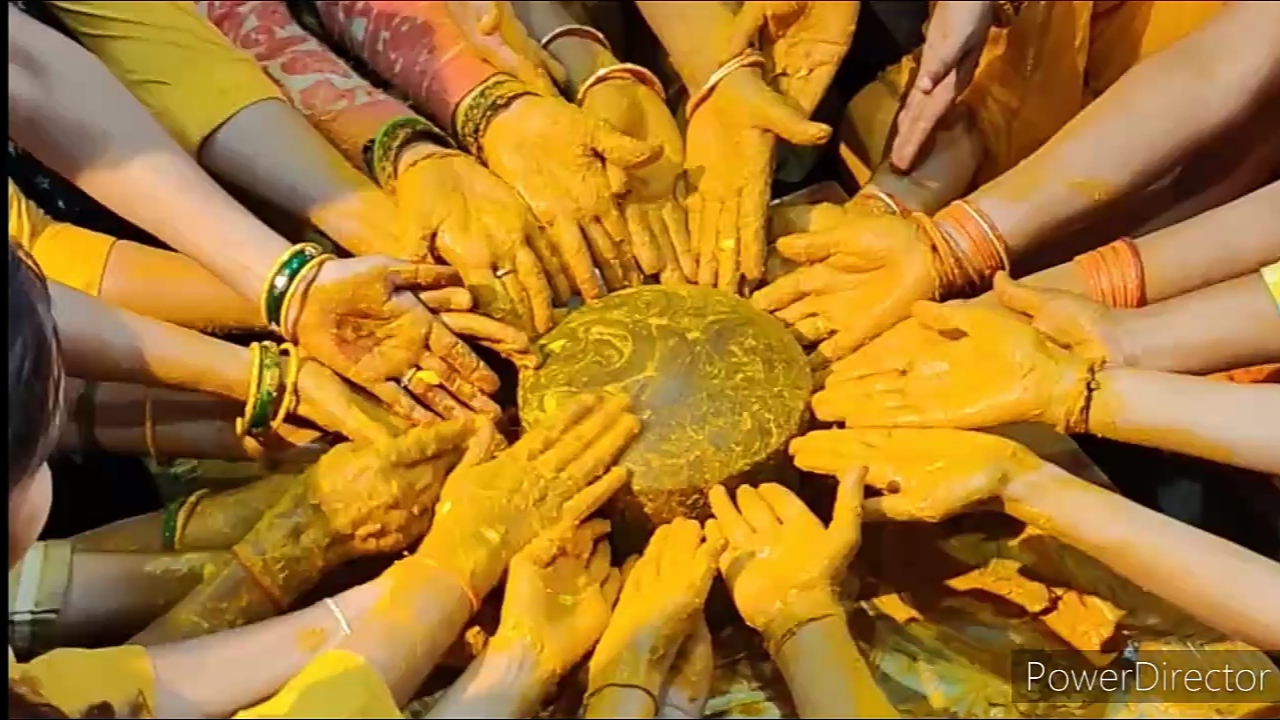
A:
[685,50,767,121]
[143,388,160,464]
[539,24,611,53]
[269,343,303,434]
[574,62,666,105]
[856,185,909,217]
[235,342,265,437]
[278,254,334,343]
[172,489,211,552]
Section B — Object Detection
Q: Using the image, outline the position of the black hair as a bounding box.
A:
[8,239,64,492]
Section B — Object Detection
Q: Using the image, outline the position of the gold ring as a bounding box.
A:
[495,267,515,279]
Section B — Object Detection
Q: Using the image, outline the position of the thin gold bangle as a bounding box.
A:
[278,254,334,343]
[539,24,611,53]
[235,342,265,438]
[685,50,767,120]
[172,489,211,552]
[269,343,303,434]
[143,388,160,464]
[574,62,666,105]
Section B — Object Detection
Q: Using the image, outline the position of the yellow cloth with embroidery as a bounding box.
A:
[10,646,401,718]
[47,0,284,155]
[8,181,116,296]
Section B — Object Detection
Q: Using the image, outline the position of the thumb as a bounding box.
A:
[774,230,844,263]
[753,94,832,146]
[992,271,1046,319]
[910,299,985,336]
[827,465,867,563]
[385,419,474,466]
[861,494,918,522]
[725,2,768,58]
[475,2,502,35]
[591,121,661,169]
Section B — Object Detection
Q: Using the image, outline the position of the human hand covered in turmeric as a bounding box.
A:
[292,358,412,444]
[791,427,1049,522]
[813,300,1098,432]
[588,519,723,702]
[704,471,864,642]
[686,69,831,294]
[993,272,1122,365]
[492,514,622,685]
[726,1,860,114]
[479,91,659,300]
[416,393,640,597]
[579,72,695,285]
[752,207,938,366]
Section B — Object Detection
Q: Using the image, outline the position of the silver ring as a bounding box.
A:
[495,267,515,279]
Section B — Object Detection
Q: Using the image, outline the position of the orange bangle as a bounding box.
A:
[855,185,909,217]
[1073,237,1146,309]
[930,200,1010,297]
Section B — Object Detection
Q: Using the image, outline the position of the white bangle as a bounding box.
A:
[325,597,352,637]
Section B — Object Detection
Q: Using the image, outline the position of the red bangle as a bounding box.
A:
[929,200,1011,297]
[1074,237,1146,309]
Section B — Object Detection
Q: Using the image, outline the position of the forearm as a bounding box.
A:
[1089,367,1280,473]
[967,3,1280,261]
[512,1,616,97]
[99,241,263,333]
[427,639,548,718]
[1002,465,1280,650]
[8,8,291,299]
[584,685,660,719]
[636,1,740,90]
[769,612,898,719]
[50,282,251,399]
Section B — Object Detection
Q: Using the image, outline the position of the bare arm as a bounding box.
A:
[770,611,899,719]
[635,1,740,90]
[426,640,546,719]
[1002,464,1280,650]
[97,243,263,333]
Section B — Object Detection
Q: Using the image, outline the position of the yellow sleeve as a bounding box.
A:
[46,1,284,155]
[233,649,401,719]
[1262,261,1280,312]
[9,645,156,718]
[8,181,116,296]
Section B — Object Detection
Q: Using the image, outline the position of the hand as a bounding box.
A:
[417,393,640,596]
[481,94,660,300]
[394,146,558,334]
[812,300,1097,431]
[580,74,695,285]
[493,515,622,683]
[890,0,995,171]
[791,427,1048,522]
[589,518,723,693]
[751,210,937,367]
[450,0,566,97]
[704,469,864,639]
[726,1,859,114]
[657,617,715,720]
[307,418,499,560]
[293,358,412,444]
[686,69,831,294]
[293,256,513,426]
[993,272,1122,365]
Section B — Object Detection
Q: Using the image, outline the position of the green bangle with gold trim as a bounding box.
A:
[261,243,324,331]
[452,73,535,157]
[364,116,455,190]
[244,342,283,439]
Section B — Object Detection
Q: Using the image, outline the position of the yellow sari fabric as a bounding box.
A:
[8,181,116,296]
[47,1,284,155]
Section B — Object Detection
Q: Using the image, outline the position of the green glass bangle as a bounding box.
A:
[263,244,323,330]
[160,497,184,551]
[364,115,456,190]
[245,343,283,438]
[452,73,535,157]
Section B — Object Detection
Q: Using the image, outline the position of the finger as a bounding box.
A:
[459,417,501,469]
[413,354,503,421]
[693,528,727,582]
[584,216,630,291]
[751,269,810,312]
[910,299,988,336]
[663,201,697,283]
[739,178,769,289]
[889,78,954,172]
[756,482,819,527]
[514,246,555,334]
[725,1,767,58]
[417,287,475,312]
[991,271,1045,319]
[662,518,704,577]
[515,393,603,458]
[625,203,663,277]
[587,537,613,585]
[602,566,623,606]
[423,315,501,394]
[774,293,824,326]
[827,466,867,562]
[538,393,634,472]
[496,270,534,335]
[526,221,574,305]
[735,485,781,536]
[774,230,841,263]
[591,121,661,169]
[370,381,441,427]
[552,218,606,301]
[650,208,686,286]
[383,419,473,465]
[916,17,974,94]
[437,312,533,358]
[813,330,878,369]
[716,195,740,292]
[707,484,754,547]
[791,316,834,345]
[752,96,831,146]
[405,370,475,421]
[702,518,726,562]
[695,197,720,287]
[562,412,641,481]
[568,518,614,560]
[862,494,917,522]
[556,466,630,527]
[386,263,464,290]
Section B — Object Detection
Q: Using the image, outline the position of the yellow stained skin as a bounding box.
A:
[685,69,830,295]
[752,202,936,366]
[450,0,565,97]
[480,93,659,300]
[726,1,860,116]
[991,272,1122,366]
[588,519,723,699]
[416,393,640,598]
[812,299,1095,431]
[656,616,715,719]
[392,144,557,334]
[492,517,621,684]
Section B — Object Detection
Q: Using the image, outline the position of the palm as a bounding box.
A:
[724,529,832,626]
[505,560,613,674]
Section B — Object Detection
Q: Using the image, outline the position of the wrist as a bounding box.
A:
[472,635,554,708]
[1000,461,1075,528]
[548,36,619,97]
[458,74,537,157]
[756,587,845,650]
[232,484,335,606]
[588,637,670,694]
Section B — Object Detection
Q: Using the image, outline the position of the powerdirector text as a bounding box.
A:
[1010,649,1280,705]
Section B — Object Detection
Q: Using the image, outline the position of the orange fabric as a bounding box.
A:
[1210,364,1280,384]
[8,181,116,296]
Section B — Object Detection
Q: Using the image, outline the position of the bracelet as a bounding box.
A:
[162,489,211,552]
[363,116,456,191]
[269,343,303,435]
[583,683,659,716]
[539,24,612,53]
[452,73,536,157]
[278,253,335,343]
[855,184,909,217]
[325,597,353,637]
[574,62,666,105]
[685,50,767,121]
[9,540,73,660]
[143,388,161,464]
[261,243,325,331]
[765,612,841,658]
[1061,364,1102,436]
[929,199,1010,297]
[76,381,100,453]
[1074,237,1146,309]
[236,341,284,440]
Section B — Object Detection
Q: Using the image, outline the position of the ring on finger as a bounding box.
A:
[495,267,515,279]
